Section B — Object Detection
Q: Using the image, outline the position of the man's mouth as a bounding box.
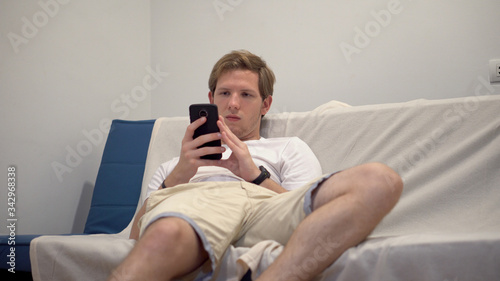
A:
[225,114,241,122]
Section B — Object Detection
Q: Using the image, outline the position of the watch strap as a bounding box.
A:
[251,166,271,185]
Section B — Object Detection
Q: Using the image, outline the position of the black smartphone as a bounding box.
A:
[189,103,222,160]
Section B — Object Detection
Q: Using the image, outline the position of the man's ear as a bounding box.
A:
[261,96,273,116]
[208,92,214,104]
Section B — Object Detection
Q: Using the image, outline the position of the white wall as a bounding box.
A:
[150,0,500,118]
[1,0,499,235]
[0,0,151,235]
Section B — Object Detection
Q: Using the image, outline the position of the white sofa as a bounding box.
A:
[31,96,500,280]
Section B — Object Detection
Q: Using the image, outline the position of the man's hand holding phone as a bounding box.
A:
[162,108,225,188]
[187,103,258,181]
[163,103,286,193]
[189,104,223,160]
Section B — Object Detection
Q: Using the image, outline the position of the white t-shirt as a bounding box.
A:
[146,137,323,199]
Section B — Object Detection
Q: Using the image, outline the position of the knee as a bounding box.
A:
[141,217,191,250]
[357,162,403,210]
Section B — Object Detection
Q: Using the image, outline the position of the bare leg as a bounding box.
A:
[108,217,208,281]
[257,162,403,281]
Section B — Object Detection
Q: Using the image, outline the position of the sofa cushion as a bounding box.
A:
[0,119,155,275]
[84,119,155,234]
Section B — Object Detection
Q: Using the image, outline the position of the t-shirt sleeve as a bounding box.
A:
[144,158,179,201]
[280,137,323,191]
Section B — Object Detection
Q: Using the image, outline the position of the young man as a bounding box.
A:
[108,50,403,281]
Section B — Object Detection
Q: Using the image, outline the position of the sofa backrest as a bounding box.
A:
[138,96,500,237]
[83,119,155,234]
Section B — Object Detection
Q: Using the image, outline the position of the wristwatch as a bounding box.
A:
[251,166,271,185]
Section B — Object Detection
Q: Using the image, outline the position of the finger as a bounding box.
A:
[194,144,225,158]
[221,132,242,155]
[216,116,230,135]
[190,132,222,149]
[217,116,243,149]
[183,117,206,142]
[179,143,224,168]
[217,116,233,146]
[183,118,223,151]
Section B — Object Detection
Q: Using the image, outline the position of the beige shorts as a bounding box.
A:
[139,173,334,280]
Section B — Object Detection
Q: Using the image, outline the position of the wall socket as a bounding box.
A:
[489,59,500,83]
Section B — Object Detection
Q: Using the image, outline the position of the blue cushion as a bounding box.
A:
[84,119,155,234]
[0,119,155,274]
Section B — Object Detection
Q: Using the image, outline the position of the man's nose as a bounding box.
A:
[228,93,240,109]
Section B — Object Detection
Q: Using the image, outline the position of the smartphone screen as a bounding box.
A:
[189,104,222,160]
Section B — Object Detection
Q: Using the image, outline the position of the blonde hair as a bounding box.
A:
[209,50,275,100]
